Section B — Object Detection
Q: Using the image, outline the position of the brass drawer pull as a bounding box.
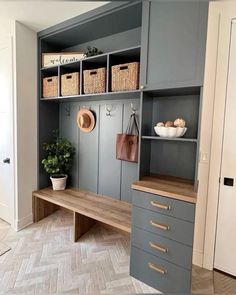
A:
[149,241,168,253]
[148,262,167,275]
[150,220,170,231]
[150,200,171,210]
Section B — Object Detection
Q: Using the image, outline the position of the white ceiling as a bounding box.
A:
[0,1,108,32]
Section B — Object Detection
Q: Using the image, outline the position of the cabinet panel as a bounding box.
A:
[130,246,191,293]
[98,103,122,199]
[132,190,195,222]
[60,102,79,187]
[132,206,194,246]
[79,105,99,192]
[141,1,208,90]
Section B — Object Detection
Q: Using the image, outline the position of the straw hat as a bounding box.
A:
[77,108,95,133]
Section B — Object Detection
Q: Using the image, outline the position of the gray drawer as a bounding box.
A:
[132,206,194,246]
[130,246,191,293]
[132,189,195,222]
[131,226,193,270]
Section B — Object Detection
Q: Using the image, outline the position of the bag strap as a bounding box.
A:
[126,114,139,135]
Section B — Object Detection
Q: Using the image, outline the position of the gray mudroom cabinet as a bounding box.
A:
[140,0,209,90]
[37,1,209,293]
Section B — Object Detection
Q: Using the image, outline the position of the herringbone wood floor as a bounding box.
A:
[0,210,157,294]
[1,210,236,294]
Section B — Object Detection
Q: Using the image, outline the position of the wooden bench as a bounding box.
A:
[32,187,131,242]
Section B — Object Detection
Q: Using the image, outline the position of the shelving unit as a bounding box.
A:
[40,46,141,101]
[139,88,202,189]
[37,1,209,293]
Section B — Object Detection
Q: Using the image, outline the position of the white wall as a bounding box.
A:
[192,2,221,267]
[13,22,37,230]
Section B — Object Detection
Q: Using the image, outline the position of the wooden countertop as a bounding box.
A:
[132,175,197,204]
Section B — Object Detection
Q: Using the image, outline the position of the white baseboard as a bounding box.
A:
[193,248,203,267]
[13,213,33,231]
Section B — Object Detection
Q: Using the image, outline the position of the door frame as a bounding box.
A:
[203,2,236,270]
[0,35,16,227]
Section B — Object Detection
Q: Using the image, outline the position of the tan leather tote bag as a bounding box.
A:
[116,113,139,163]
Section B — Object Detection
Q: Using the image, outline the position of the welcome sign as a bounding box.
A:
[42,52,84,68]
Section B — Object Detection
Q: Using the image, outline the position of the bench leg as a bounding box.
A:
[33,196,59,222]
[73,212,95,242]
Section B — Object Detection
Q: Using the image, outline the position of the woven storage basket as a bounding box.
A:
[83,67,106,94]
[43,76,58,98]
[111,62,140,92]
[61,72,80,96]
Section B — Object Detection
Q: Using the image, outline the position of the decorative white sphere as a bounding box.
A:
[174,118,186,128]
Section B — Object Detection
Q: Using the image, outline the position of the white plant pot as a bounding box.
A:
[50,175,68,191]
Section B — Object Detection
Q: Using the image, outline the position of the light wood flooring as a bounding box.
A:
[1,210,236,294]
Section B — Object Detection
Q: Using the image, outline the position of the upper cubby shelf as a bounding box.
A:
[40,46,141,102]
[39,2,142,52]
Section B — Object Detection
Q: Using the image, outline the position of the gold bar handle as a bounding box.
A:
[149,241,168,253]
[150,200,170,210]
[148,262,167,275]
[150,220,170,231]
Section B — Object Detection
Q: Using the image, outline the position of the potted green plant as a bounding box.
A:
[42,131,75,190]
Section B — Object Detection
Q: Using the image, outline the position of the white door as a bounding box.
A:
[0,37,14,225]
[214,22,236,276]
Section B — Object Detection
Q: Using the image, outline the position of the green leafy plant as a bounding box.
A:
[42,130,75,176]
[84,46,103,57]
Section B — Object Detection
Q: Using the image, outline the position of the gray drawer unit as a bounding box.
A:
[130,246,191,293]
[132,206,194,246]
[132,189,195,222]
[131,226,193,270]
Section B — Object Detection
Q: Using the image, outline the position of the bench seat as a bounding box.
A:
[33,187,131,241]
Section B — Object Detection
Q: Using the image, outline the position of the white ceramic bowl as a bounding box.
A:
[154,126,187,138]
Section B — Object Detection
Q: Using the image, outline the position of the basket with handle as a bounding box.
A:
[43,76,58,98]
[83,67,106,94]
[111,62,140,92]
[61,72,80,96]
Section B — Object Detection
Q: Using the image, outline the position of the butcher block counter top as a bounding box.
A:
[132,175,197,204]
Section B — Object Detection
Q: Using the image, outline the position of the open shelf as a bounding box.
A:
[40,46,141,71]
[40,89,141,102]
[141,136,198,143]
[40,45,141,102]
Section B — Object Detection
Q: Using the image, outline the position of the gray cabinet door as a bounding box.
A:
[141,1,208,90]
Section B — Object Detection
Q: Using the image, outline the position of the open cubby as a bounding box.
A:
[81,54,108,94]
[108,46,140,92]
[141,90,200,139]
[139,88,202,189]
[60,62,81,96]
[140,139,197,181]
[40,66,59,98]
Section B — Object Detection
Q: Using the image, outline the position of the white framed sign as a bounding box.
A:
[42,52,84,68]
